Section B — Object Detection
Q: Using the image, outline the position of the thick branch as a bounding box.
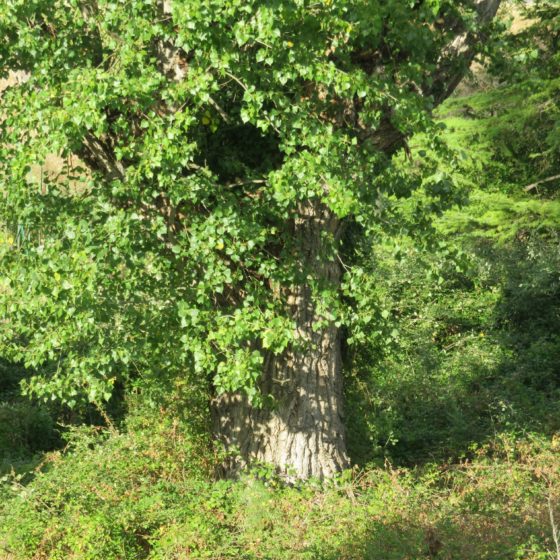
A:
[79,134,126,181]
[75,1,502,178]
[430,0,502,104]
[366,0,502,156]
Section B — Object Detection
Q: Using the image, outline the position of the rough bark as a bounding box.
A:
[214,201,349,480]
[213,1,503,479]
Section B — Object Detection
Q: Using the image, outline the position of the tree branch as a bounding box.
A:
[79,134,126,181]
[524,174,560,192]
[368,0,502,156]
[430,0,502,104]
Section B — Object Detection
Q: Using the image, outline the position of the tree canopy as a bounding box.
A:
[0,0,499,412]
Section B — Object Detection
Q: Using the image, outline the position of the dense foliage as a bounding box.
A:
[2,0,560,558]
[0,0,468,408]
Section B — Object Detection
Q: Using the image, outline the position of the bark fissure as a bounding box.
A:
[214,201,349,479]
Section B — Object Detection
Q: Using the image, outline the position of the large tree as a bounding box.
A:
[0,0,500,479]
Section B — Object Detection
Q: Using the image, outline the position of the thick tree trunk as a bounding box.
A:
[214,201,349,480]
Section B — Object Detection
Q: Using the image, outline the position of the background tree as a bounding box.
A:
[0,0,500,479]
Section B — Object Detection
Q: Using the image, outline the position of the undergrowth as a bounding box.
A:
[1,412,559,560]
